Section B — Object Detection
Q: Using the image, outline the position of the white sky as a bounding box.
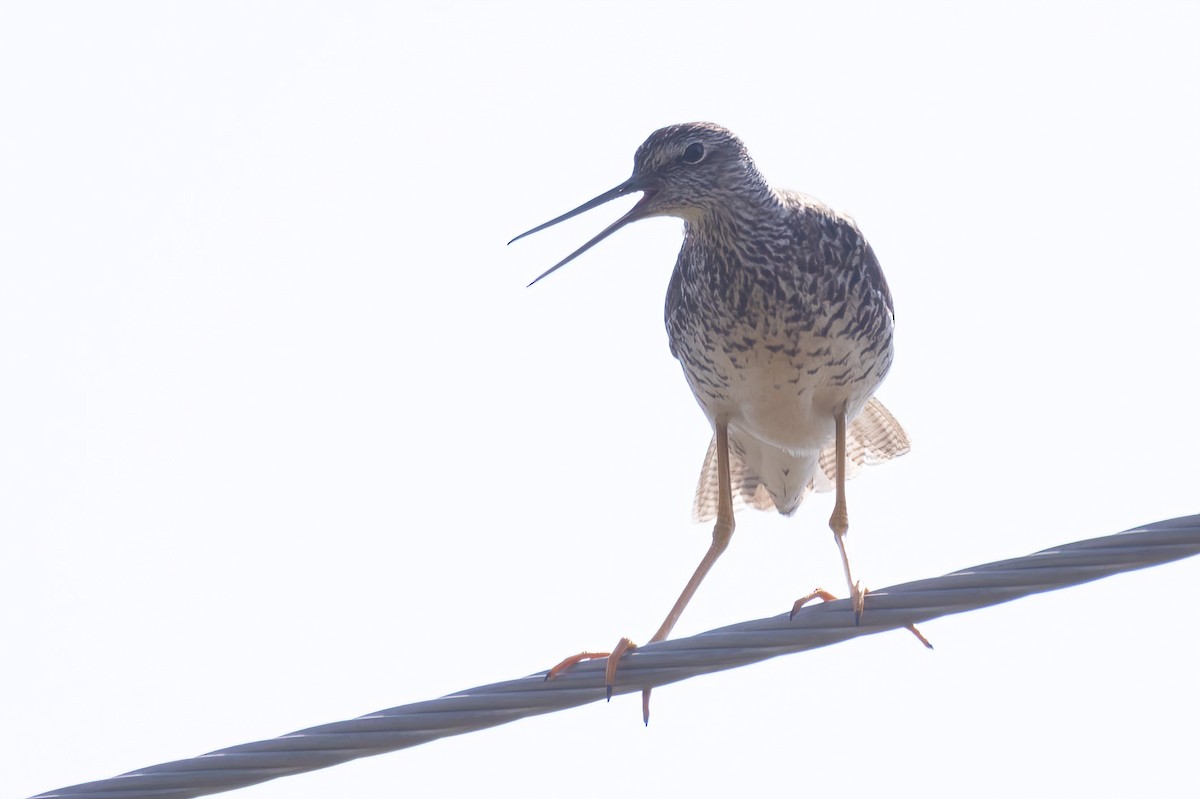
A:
[3,2,1199,797]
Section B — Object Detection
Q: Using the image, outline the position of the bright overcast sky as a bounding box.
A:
[4,3,1199,798]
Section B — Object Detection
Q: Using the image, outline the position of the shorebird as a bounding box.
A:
[511,122,917,722]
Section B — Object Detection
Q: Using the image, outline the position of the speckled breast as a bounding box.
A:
[663,206,895,452]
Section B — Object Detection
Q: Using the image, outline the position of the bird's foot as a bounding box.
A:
[545,637,638,702]
[786,584,867,622]
[789,587,839,619]
[849,579,867,625]
[545,650,611,681]
[789,586,933,650]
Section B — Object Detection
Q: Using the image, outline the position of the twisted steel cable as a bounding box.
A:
[29,513,1200,799]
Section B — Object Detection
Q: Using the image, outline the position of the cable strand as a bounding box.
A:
[29,513,1200,799]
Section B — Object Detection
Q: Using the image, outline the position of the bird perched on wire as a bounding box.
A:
[510,122,919,722]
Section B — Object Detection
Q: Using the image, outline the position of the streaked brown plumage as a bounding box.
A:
[511,122,916,722]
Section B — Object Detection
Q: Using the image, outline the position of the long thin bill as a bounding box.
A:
[509,176,652,286]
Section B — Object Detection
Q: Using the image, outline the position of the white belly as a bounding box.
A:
[687,335,880,454]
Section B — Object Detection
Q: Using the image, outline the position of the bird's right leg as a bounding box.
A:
[546,421,737,724]
[645,420,736,644]
[632,419,736,722]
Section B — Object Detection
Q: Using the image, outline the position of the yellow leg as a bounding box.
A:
[828,407,866,623]
[646,421,736,644]
[806,407,931,648]
[632,420,736,722]
[547,422,737,723]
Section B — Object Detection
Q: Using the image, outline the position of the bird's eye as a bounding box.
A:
[681,142,705,164]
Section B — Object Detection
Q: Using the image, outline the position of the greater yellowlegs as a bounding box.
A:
[511,122,917,721]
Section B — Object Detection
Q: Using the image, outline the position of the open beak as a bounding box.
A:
[509,175,656,286]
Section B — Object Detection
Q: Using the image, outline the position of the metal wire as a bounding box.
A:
[29,513,1200,799]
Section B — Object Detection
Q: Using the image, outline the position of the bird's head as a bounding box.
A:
[510,122,767,286]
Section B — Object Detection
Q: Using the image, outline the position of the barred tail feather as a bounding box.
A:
[692,398,910,523]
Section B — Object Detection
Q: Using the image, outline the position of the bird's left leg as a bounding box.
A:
[828,406,867,623]
[795,407,931,647]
